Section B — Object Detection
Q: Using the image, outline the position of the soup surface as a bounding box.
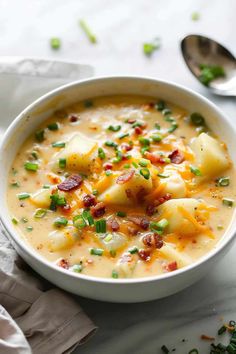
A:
[8,95,236,279]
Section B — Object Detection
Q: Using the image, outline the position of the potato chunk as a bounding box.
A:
[94,232,127,252]
[31,188,52,208]
[114,252,138,278]
[52,133,98,173]
[157,198,201,236]
[98,170,152,206]
[159,170,187,198]
[191,133,229,180]
[48,226,79,251]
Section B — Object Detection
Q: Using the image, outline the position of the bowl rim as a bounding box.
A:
[1,74,236,285]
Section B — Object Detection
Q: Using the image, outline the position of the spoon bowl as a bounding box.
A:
[181,34,236,96]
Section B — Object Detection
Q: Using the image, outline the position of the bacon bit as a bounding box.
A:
[121,143,133,152]
[145,152,166,164]
[104,163,113,171]
[86,259,94,265]
[138,249,151,261]
[127,226,139,236]
[146,204,156,216]
[200,334,215,341]
[83,194,96,207]
[57,258,69,269]
[168,149,184,164]
[127,118,136,124]
[142,233,163,249]
[136,187,146,203]
[69,114,79,123]
[91,202,106,218]
[107,217,120,232]
[125,189,133,199]
[166,261,178,272]
[58,174,83,191]
[134,126,142,135]
[155,193,172,206]
[116,170,135,184]
[127,215,150,230]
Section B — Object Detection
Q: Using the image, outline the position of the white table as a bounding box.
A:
[0,0,235,352]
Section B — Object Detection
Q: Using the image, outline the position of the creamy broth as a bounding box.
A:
[8,95,236,279]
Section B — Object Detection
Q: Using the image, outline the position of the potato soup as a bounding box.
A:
[8,95,236,279]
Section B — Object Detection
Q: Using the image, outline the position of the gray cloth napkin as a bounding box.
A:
[0,57,97,354]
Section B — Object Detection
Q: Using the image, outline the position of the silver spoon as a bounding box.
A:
[181,34,236,96]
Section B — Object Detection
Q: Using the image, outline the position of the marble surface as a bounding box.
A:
[0,0,236,352]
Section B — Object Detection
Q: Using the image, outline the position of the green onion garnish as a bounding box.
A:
[143,37,160,57]
[140,168,150,180]
[132,162,139,168]
[17,192,30,200]
[92,189,98,196]
[112,270,119,278]
[26,226,33,232]
[123,163,131,169]
[141,146,150,156]
[222,198,234,207]
[112,150,123,164]
[98,147,106,160]
[139,137,150,146]
[21,217,28,223]
[151,133,163,142]
[105,170,112,176]
[118,133,129,140]
[110,249,116,257]
[59,158,66,169]
[104,233,113,242]
[54,216,68,227]
[218,325,227,335]
[71,264,83,273]
[190,165,202,176]
[158,173,170,178]
[138,159,149,167]
[217,176,230,187]
[52,141,65,148]
[43,184,51,189]
[190,112,205,126]
[12,217,18,225]
[199,64,225,86]
[128,246,139,254]
[95,219,106,233]
[168,123,178,133]
[155,100,165,111]
[35,130,45,142]
[90,248,104,256]
[49,193,66,211]
[79,19,97,43]
[73,215,86,229]
[191,12,200,21]
[150,218,169,234]
[31,151,38,159]
[24,162,38,172]
[108,125,121,132]
[162,108,172,116]
[48,122,59,131]
[84,99,93,108]
[11,181,20,188]
[34,208,47,218]
[165,116,175,122]
[105,140,118,148]
[116,211,127,217]
[50,37,61,49]
[155,123,161,130]
[82,209,94,226]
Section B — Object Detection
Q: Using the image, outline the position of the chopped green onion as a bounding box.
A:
[31,151,38,159]
[132,161,139,168]
[217,225,224,230]
[141,146,150,155]
[105,140,118,148]
[92,189,98,196]
[84,99,93,108]
[161,345,169,353]
[123,163,131,169]
[17,192,30,200]
[59,158,66,169]
[158,173,170,178]
[218,325,227,335]
[132,121,144,128]
[226,344,236,353]
[82,209,94,226]
[98,147,106,160]
[95,219,106,233]
[112,270,119,278]
[21,217,28,223]
[105,170,112,176]
[24,162,38,172]
[79,19,97,43]
[140,168,150,180]
[35,130,45,142]
[128,246,139,254]
[43,184,51,189]
[26,226,33,232]
[48,122,59,131]
[190,112,205,126]
[162,108,172,116]
[11,181,20,188]
[217,176,230,187]
[155,100,165,111]
[90,248,104,256]
[165,116,175,122]
[222,198,234,207]
[116,211,127,217]
[108,125,121,132]
[139,137,150,146]
[71,264,83,273]
[191,12,200,21]
[73,215,86,229]
[112,150,123,163]
[150,218,169,234]
[49,193,66,211]
[110,249,116,257]
[118,133,129,139]
[155,123,161,130]
[151,133,163,142]
[143,37,160,57]
[104,233,113,242]
[50,37,61,49]
[12,217,18,225]
[199,64,225,86]
[54,216,68,227]
[168,123,178,133]
[138,159,149,167]
[52,141,65,148]
[34,208,47,218]
[190,165,202,176]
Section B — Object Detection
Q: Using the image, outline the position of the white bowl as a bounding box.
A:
[0,76,236,303]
